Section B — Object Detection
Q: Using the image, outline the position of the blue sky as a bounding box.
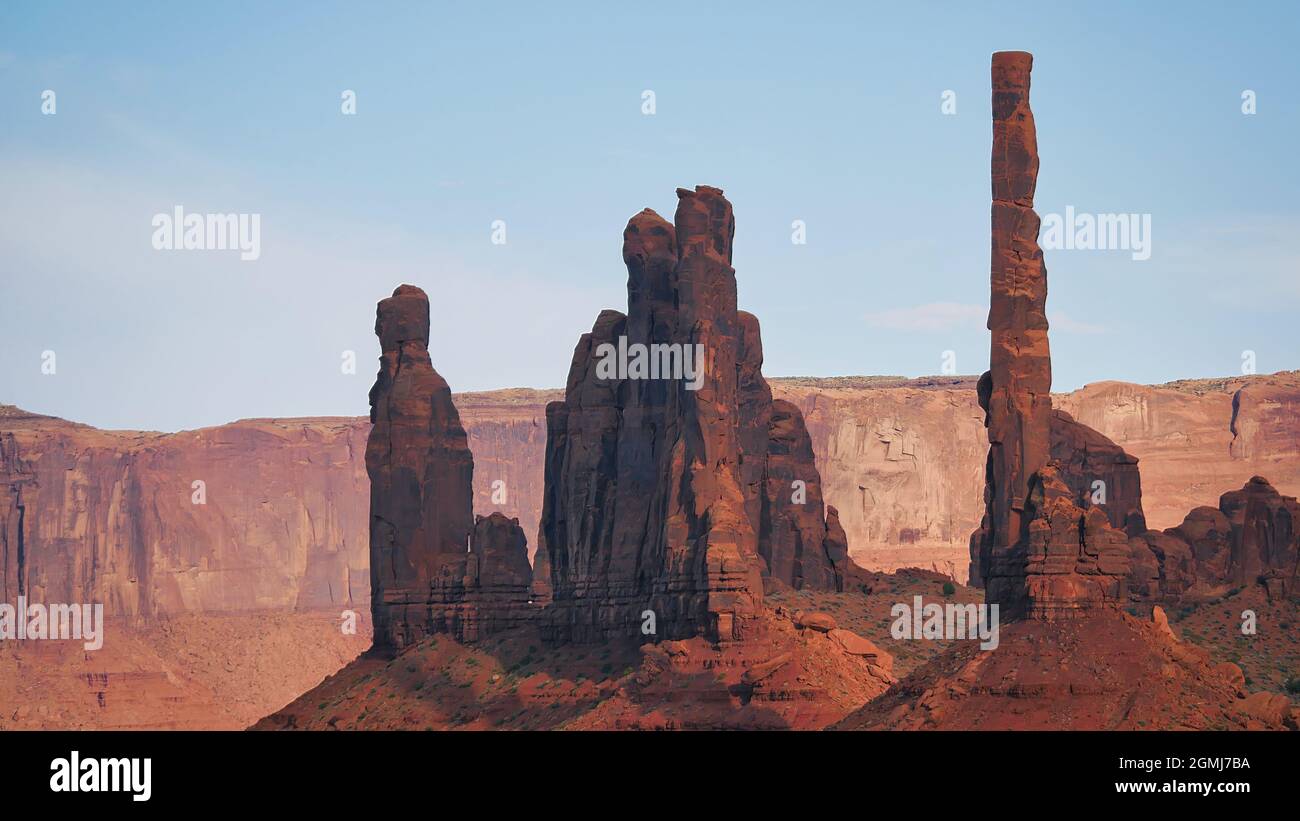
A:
[1,1,1297,431]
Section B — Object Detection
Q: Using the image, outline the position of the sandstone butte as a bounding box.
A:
[839,51,1295,731]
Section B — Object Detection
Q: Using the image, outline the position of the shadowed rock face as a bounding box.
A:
[461,512,536,640]
[538,187,858,645]
[1220,477,1299,591]
[366,285,530,652]
[967,400,1277,609]
[972,52,1130,619]
[1055,375,1300,529]
[1050,409,1147,537]
[367,284,475,650]
[762,399,853,591]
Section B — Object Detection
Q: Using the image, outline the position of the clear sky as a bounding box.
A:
[1,1,1296,431]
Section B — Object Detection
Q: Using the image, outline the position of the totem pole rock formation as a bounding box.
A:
[537,186,860,645]
[367,284,530,652]
[971,53,1130,619]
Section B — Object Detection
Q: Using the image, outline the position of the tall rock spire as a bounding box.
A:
[972,53,1130,618]
[972,51,1053,609]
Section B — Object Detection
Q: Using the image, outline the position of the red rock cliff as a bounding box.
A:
[0,405,369,619]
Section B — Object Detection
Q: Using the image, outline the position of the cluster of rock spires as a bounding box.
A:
[366,285,532,653]
[368,196,862,650]
[364,59,1293,660]
[968,52,1298,614]
[534,186,860,645]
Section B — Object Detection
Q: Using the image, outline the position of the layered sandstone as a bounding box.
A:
[366,285,531,652]
[971,51,1130,618]
[461,512,536,638]
[538,187,857,645]
[1055,373,1300,530]
[0,405,369,619]
[773,377,987,579]
[4,373,1296,617]
[971,50,1054,608]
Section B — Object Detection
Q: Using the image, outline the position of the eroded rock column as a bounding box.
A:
[973,53,1130,618]
[367,284,530,651]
